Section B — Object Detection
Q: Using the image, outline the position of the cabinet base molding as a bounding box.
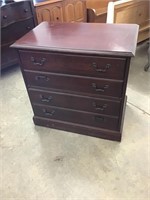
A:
[33,116,122,141]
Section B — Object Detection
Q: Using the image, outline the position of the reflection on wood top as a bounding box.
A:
[11,22,139,56]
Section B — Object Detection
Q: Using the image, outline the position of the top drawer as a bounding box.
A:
[19,50,126,80]
[1,1,33,27]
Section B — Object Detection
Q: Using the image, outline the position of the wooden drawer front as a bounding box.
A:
[33,104,119,131]
[1,1,33,27]
[29,89,120,116]
[1,18,35,45]
[25,71,123,98]
[20,51,126,80]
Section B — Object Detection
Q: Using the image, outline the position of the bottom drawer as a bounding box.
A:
[33,104,119,131]
[34,116,122,141]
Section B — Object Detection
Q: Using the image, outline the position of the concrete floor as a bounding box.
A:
[0,41,150,200]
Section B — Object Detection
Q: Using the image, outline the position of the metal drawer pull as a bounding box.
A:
[26,26,31,30]
[92,83,109,92]
[31,57,46,66]
[40,95,53,103]
[3,15,7,19]
[92,62,111,73]
[24,8,28,13]
[92,102,107,111]
[35,75,49,81]
[43,109,55,116]
[94,116,104,122]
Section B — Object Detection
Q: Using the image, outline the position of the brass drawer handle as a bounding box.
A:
[43,109,55,116]
[92,83,109,92]
[35,75,49,81]
[92,102,107,111]
[40,95,53,103]
[94,116,105,122]
[92,62,111,73]
[31,56,46,66]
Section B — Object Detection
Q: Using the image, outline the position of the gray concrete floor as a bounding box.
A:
[0,41,150,200]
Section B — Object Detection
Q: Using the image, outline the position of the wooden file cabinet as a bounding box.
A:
[12,22,138,141]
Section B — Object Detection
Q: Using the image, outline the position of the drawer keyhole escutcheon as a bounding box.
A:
[92,83,109,92]
[35,75,49,81]
[92,102,107,111]
[43,109,55,116]
[92,62,111,73]
[31,56,46,66]
[40,95,53,103]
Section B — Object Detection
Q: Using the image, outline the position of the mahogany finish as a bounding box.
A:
[33,104,119,131]
[20,50,126,80]
[24,71,123,98]
[12,22,139,141]
[28,89,121,116]
[1,0,37,69]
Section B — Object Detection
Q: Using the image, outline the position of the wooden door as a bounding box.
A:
[63,0,87,22]
[36,2,63,24]
[36,6,52,23]
[49,3,63,22]
[74,0,87,22]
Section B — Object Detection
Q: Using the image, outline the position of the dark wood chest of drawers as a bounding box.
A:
[12,22,138,141]
[1,0,37,69]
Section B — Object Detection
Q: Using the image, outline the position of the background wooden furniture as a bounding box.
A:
[87,0,149,43]
[86,0,117,23]
[1,0,37,70]
[63,0,87,22]
[34,0,64,23]
[34,0,87,23]
[106,0,150,43]
[12,22,138,141]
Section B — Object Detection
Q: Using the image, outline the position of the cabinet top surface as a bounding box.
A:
[12,22,139,56]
